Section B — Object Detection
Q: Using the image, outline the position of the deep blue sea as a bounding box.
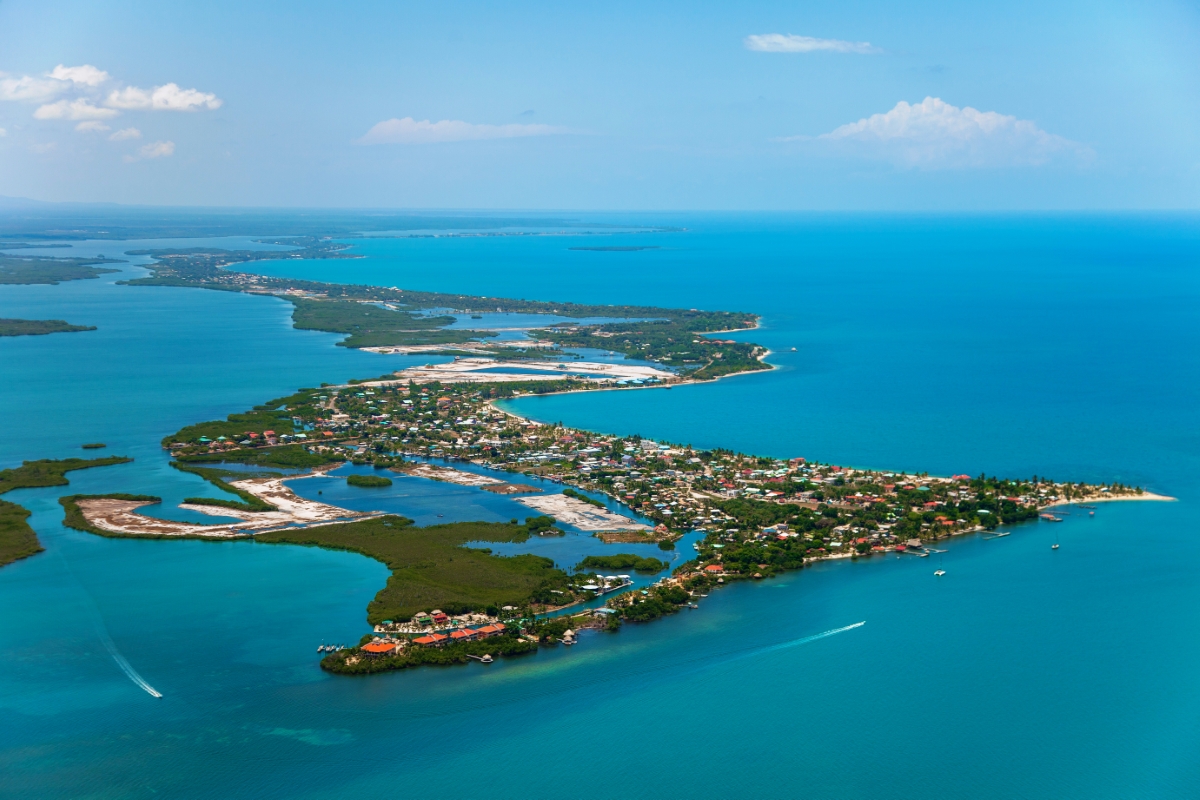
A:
[1,214,1198,799]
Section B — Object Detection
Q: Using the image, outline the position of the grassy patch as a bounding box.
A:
[255,516,569,623]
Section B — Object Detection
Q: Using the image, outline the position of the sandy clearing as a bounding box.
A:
[515,493,649,532]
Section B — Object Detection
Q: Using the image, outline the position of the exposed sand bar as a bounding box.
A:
[76,471,379,538]
[1043,491,1175,509]
[515,493,649,532]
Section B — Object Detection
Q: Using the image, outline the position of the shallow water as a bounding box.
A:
[2,214,1198,799]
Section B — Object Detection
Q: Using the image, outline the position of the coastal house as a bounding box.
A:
[413,633,449,647]
[449,629,478,641]
[704,564,725,574]
[361,641,402,656]
[475,624,505,638]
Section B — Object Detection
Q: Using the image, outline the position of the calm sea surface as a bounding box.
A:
[1,214,1198,799]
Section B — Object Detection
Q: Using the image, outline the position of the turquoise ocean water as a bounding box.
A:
[1,215,1198,798]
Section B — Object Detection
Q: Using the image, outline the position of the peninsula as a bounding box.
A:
[35,246,1171,675]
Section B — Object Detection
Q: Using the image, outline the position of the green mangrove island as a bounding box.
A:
[0,318,97,337]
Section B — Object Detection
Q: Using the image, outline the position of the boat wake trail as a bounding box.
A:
[95,627,163,698]
[726,621,866,665]
[51,539,163,698]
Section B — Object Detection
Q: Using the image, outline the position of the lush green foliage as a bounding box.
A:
[177,444,342,469]
[577,553,668,573]
[81,443,106,449]
[291,298,490,348]
[347,474,393,488]
[0,318,96,336]
[0,256,119,285]
[255,516,570,623]
[0,499,42,567]
[0,457,132,495]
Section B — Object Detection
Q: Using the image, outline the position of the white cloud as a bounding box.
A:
[745,34,880,54]
[0,74,66,102]
[357,116,570,145]
[34,98,119,120]
[138,140,174,158]
[109,127,141,141]
[106,83,221,111]
[50,64,110,86]
[75,120,111,133]
[811,97,1089,168]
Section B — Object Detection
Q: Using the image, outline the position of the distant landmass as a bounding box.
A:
[569,246,660,252]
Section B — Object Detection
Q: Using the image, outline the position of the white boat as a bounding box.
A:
[1051,543,1059,550]
[934,569,946,577]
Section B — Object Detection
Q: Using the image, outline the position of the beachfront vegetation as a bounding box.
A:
[255,516,577,623]
[0,318,97,336]
[347,474,392,488]
[0,256,120,285]
[577,553,668,573]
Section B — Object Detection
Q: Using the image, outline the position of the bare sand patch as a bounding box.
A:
[515,493,648,532]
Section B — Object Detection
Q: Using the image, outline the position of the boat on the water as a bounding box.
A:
[934,569,946,577]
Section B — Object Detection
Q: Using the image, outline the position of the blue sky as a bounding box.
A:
[1,0,1197,209]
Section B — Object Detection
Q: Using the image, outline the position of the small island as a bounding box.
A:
[347,474,392,488]
[0,318,97,337]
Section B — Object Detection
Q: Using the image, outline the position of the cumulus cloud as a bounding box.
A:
[745,34,880,54]
[50,64,110,86]
[34,98,118,120]
[357,116,570,145]
[808,97,1089,168]
[138,140,174,158]
[75,120,111,133]
[106,83,221,111]
[109,127,141,141]
[0,74,66,102]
